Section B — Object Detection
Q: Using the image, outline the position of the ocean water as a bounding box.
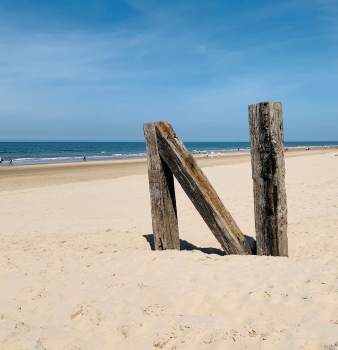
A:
[0,141,337,166]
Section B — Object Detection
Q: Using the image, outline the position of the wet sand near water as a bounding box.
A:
[0,147,335,191]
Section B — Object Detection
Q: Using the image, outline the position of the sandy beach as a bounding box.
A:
[0,148,337,349]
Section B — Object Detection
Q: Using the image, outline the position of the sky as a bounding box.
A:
[0,0,337,141]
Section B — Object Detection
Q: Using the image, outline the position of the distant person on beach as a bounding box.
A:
[9,158,13,166]
[0,157,3,164]
[83,155,86,161]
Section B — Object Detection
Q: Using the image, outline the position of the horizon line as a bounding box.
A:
[1,140,338,143]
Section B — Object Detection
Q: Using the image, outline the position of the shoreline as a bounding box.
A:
[0,147,337,192]
[1,144,337,168]
[1,144,337,167]
[0,145,338,169]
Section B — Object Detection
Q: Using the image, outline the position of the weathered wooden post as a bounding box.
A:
[248,102,288,256]
[143,122,180,250]
[155,122,252,255]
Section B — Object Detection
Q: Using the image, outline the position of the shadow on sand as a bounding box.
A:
[143,234,256,256]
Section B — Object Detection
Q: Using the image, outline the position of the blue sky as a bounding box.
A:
[0,0,337,141]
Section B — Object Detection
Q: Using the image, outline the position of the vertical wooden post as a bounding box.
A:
[248,102,288,256]
[143,122,180,250]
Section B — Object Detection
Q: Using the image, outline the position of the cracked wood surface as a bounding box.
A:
[248,102,288,256]
[153,121,252,255]
[144,123,180,250]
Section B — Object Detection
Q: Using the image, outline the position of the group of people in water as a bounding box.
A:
[204,152,221,158]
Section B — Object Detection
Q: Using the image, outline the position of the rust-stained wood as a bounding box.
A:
[143,122,180,250]
[248,101,288,257]
[154,121,252,255]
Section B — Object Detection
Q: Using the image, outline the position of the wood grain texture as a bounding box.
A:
[248,102,288,256]
[155,121,252,255]
[144,123,180,250]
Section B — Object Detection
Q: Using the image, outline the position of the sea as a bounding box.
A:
[0,141,337,166]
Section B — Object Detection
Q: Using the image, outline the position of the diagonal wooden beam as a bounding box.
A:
[155,121,252,255]
[144,122,180,250]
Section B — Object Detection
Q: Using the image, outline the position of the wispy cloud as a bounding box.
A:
[0,0,337,141]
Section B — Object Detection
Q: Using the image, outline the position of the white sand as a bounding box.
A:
[0,151,338,349]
